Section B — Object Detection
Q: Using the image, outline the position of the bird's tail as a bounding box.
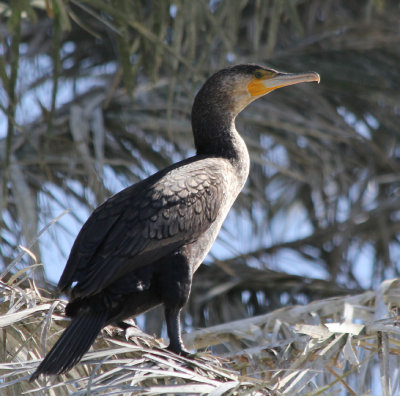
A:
[30,311,107,381]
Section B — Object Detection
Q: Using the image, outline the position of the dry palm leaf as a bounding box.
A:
[1,273,400,394]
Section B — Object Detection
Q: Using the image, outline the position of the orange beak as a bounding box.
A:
[248,71,320,97]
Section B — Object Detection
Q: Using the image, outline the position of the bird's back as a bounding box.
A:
[58,154,244,299]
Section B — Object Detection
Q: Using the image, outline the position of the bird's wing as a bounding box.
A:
[58,157,229,298]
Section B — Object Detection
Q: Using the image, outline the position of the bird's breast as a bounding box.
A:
[188,159,249,274]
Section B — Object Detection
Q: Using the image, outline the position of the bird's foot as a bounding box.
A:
[166,344,192,358]
[115,320,135,331]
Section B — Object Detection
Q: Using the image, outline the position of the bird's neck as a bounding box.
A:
[191,98,246,153]
[191,105,250,184]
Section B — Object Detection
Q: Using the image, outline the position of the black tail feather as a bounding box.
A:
[30,311,107,381]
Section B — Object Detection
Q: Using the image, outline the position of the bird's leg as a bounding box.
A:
[158,252,192,356]
[165,306,190,356]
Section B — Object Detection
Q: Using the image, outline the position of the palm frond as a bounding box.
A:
[1,273,400,394]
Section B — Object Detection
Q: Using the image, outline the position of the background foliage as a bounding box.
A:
[1,0,400,341]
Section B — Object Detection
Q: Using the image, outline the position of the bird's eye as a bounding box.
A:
[254,71,264,79]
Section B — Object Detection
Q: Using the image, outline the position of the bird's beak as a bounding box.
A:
[248,71,320,97]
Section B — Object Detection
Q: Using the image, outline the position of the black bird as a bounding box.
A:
[30,64,319,380]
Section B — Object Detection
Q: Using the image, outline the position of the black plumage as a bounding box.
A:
[30,64,319,380]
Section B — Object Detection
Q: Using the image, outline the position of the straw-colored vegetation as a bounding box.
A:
[1,265,400,394]
[1,0,400,394]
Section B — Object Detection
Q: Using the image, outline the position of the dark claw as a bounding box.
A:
[114,320,135,330]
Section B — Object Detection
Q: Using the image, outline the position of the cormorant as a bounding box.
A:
[30,64,319,380]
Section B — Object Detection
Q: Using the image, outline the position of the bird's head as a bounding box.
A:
[194,64,320,117]
[191,64,320,155]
